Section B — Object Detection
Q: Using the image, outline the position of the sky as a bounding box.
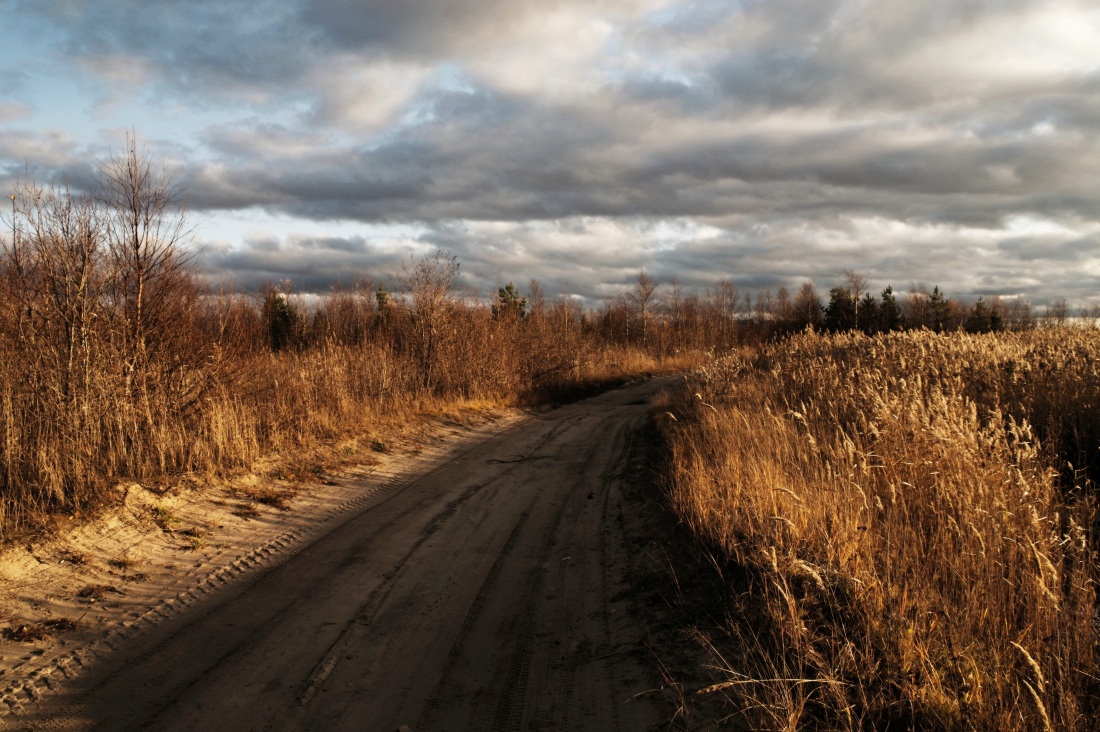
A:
[2,0,1099,308]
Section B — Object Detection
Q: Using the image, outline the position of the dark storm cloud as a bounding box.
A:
[298,0,523,57]
[181,83,659,222]
[998,233,1099,264]
[198,231,402,294]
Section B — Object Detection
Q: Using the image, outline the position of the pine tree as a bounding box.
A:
[880,286,903,332]
[930,286,950,332]
[824,287,857,332]
[493,282,529,320]
[858,293,878,334]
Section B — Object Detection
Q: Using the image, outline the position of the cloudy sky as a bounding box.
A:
[2,0,1099,307]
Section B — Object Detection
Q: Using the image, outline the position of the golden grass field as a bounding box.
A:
[656,328,1099,730]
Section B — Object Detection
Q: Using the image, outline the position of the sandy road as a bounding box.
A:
[22,378,678,731]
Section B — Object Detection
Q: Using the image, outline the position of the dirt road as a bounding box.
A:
[21,378,681,731]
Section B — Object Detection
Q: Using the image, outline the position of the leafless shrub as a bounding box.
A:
[400,249,460,393]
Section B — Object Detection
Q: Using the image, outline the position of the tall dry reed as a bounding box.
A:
[657,329,1098,730]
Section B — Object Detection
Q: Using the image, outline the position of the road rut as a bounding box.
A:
[22,378,678,731]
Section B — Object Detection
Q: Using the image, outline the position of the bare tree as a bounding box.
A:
[526,278,547,320]
[747,286,791,336]
[401,249,460,390]
[660,279,677,353]
[774,286,793,329]
[1043,297,1069,327]
[621,270,660,351]
[905,283,932,330]
[844,269,869,303]
[1000,297,1033,331]
[714,277,741,344]
[1080,303,1100,328]
[315,276,376,346]
[844,269,871,327]
[100,134,194,396]
[791,281,823,330]
[5,178,107,408]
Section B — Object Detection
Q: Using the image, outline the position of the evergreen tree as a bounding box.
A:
[879,285,904,332]
[824,286,858,332]
[930,286,950,332]
[968,295,1003,332]
[857,293,878,334]
[966,297,994,333]
[492,282,529,320]
[261,284,297,352]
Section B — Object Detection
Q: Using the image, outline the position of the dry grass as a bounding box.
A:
[656,329,1099,731]
[0,310,694,539]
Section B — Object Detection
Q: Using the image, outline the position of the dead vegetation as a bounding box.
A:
[231,484,293,512]
[0,145,708,541]
[10,142,1096,730]
[657,328,1100,730]
[56,552,88,567]
[77,584,121,602]
[3,618,79,642]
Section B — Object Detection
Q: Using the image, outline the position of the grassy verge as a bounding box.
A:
[0,318,701,541]
[655,329,1099,730]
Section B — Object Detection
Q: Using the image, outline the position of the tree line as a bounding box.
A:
[246,263,1087,367]
[0,149,697,532]
[596,268,1090,352]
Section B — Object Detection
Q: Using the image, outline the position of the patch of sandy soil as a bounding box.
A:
[0,410,525,719]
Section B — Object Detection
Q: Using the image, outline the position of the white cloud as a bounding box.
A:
[305,56,433,132]
[468,10,617,97]
[890,3,1100,95]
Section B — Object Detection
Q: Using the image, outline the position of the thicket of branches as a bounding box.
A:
[0,140,214,532]
[0,153,708,537]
